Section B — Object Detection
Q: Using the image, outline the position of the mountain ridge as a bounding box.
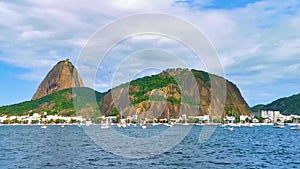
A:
[251,93,300,115]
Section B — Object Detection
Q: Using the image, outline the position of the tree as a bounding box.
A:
[109,107,119,116]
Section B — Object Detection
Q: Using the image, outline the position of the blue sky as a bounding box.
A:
[1,0,300,107]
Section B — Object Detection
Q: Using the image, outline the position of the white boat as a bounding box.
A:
[61,124,65,128]
[101,124,110,129]
[228,123,240,127]
[224,126,234,131]
[117,123,126,128]
[291,125,300,130]
[221,124,228,127]
[141,125,147,129]
[246,123,254,128]
[273,123,284,128]
[252,123,261,126]
[164,123,173,127]
[101,119,110,129]
[117,119,127,128]
[41,125,47,129]
[152,123,159,126]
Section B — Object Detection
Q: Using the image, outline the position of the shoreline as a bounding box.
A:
[0,122,282,127]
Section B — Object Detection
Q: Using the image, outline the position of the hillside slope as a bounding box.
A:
[0,87,105,118]
[261,94,300,115]
[101,69,251,119]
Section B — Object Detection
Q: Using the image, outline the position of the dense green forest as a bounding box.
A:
[0,87,105,116]
[262,94,300,115]
[250,104,265,112]
[123,68,213,106]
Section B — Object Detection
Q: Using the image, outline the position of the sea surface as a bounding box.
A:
[0,125,300,169]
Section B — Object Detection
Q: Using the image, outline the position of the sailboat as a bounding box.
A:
[101,118,110,129]
[182,114,189,126]
[41,112,47,129]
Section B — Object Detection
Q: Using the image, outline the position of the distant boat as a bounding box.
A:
[141,125,147,129]
[101,119,110,129]
[101,124,110,129]
[272,111,284,128]
[224,126,234,131]
[117,119,127,128]
[152,123,159,126]
[164,123,173,127]
[273,123,284,128]
[291,125,300,130]
[41,125,47,129]
[61,124,65,128]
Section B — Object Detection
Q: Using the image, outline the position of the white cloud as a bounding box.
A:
[1,0,300,105]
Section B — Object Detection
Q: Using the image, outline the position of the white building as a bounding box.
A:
[0,115,7,123]
[240,115,251,123]
[225,116,236,123]
[261,110,281,119]
[252,118,259,123]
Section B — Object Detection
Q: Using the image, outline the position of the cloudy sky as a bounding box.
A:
[1,0,300,107]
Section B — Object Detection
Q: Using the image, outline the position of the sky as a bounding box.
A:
[1,0,300,107]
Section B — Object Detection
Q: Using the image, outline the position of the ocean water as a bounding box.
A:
[0,125,300,169]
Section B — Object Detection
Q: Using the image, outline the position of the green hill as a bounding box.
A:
[101,68,251,119]
[0,87,105,117]
[250,104,265,112]
[261,94,300,115]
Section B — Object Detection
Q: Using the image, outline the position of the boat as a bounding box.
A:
[290,117,300,130]
[272,111,284,128]
[117,119,127,128]
[273,123,284,128]
[140,120,147,129]
[291,125,300,130]
[117,123,126,128]
[41,112,47,129]
[101,124,110,129]
[101,118,110,129]
[164,122,173,127]
[152,123,159,126]
[61,124,65,128]
[224,126,234,131]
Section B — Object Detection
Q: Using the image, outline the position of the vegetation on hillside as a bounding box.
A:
[251,104,265,112]
[0,87,105,117]
[262,94,300,115]
[125,68,211,106]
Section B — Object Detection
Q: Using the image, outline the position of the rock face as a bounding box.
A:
[32,60,84,100]
[101,69,251,119]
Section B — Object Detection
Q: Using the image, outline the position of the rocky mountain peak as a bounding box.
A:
[32,59,84,100]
